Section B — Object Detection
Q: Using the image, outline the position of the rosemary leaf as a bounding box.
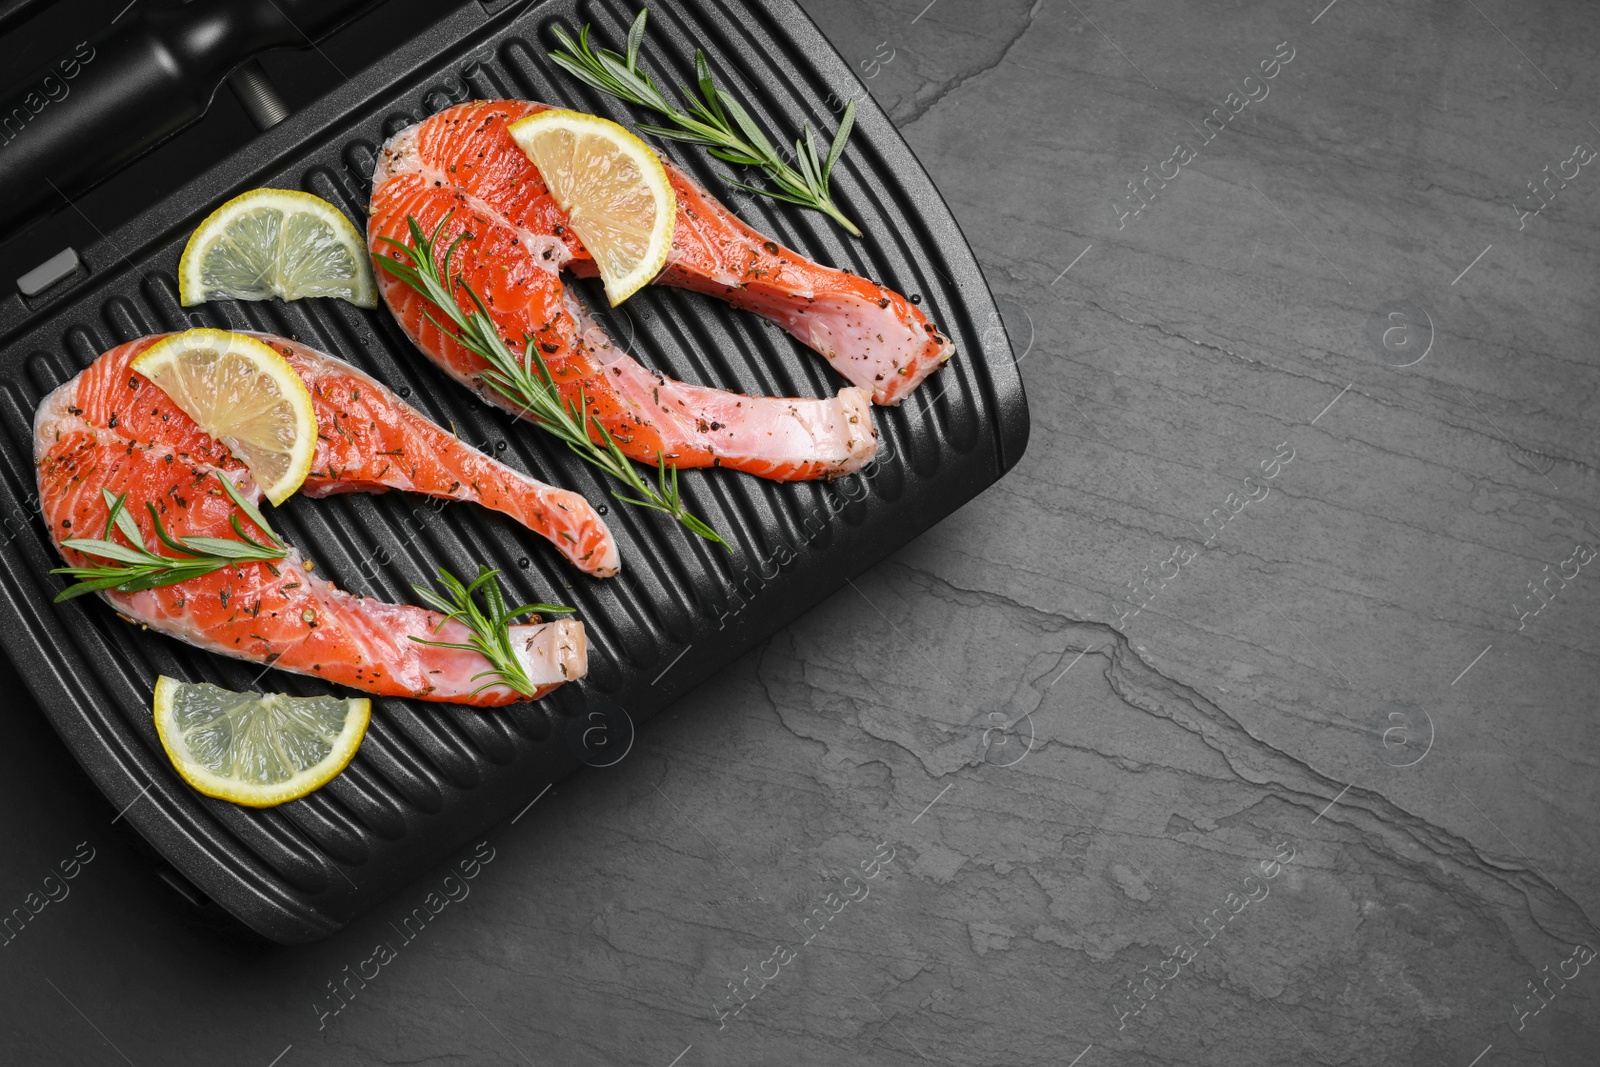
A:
[51,473,289,603]
[107,490,143,545]
[825,99,856,181]
[548,8,863,236]
[58,539,151,565]
[410,565,576,698]
[372,214,728,549]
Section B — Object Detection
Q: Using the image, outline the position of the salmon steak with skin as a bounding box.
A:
[35,334,602,707]
[369,101,944,479]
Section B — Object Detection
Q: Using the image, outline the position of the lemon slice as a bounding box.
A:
[132,329,317,505]
[178,188,378,308]
[153,676,370,808]
[507,109,677,306]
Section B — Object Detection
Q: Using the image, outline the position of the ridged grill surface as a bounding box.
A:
[0,0,1026,943]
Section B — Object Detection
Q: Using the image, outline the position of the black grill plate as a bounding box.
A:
[0,0,1027,943]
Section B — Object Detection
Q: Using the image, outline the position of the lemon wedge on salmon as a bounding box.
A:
[507,109,676,306]
[132,329,317,505]
[179,188,377,308]
[153,676,370,808]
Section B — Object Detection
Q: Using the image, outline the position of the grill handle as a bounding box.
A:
[0,0,380,235]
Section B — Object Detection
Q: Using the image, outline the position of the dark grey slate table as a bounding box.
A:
[3,0,1596,1064]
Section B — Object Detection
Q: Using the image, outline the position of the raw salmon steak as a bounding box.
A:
[34,333,605,707]
[368,101,925,481]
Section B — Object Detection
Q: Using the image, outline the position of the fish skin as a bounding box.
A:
[369,100,887,482]
[34,334,596,707]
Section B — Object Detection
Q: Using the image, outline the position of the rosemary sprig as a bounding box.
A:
[374,214,727,548]
[411,565,575,698]
[51,474,287,603]
[548,8,862,236]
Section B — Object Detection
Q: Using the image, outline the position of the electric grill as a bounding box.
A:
[0,0,1027,943]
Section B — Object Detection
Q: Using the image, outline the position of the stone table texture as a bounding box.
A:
[3,0,1598,1065]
